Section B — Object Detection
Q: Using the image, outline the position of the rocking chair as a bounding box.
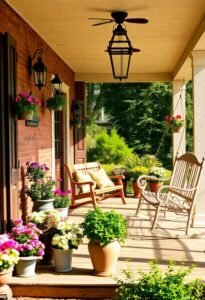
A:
[136,152,204,234]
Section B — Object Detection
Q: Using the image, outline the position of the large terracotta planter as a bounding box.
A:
[88,240,120,277]
[149,181,163,193]
[0,267,13,285]
[132,180,141,198]
[32,199,54,212]
[52,248,73,272]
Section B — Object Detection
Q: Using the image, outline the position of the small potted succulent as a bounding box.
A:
[46,93,66,111]
[53,188,71,217]
[52,220,83,272]
[129,166,149,198]
[15,91,40,120]
[80,207,127,276]
[10,220,45,277]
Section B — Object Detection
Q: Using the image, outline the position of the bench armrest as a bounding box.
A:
[109,175,124,185]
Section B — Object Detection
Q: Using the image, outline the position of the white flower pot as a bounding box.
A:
[52,248,73,272]
[15,256,41,277]
[55,207,69,218]
[32,199,54,212]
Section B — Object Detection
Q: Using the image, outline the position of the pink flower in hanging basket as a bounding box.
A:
[164,115,185,128]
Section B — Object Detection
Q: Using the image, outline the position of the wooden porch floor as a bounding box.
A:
[10,196,205,299]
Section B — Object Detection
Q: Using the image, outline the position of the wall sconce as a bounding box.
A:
[28,48,47,90]
[106,24,140,81]
[51,73,62,95]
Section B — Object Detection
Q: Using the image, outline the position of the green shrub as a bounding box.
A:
[80,207,127,246]
[113,261,205,300]
[140,154,162,169]
[129,166,149,180]
[87,129,135,165]
[101,164,117,176]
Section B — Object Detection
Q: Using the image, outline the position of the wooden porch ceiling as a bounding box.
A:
[5,0,205,82]
[10,197,205,299]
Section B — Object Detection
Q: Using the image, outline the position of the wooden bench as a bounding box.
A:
[64,162,126,208]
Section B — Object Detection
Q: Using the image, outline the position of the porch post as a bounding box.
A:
[191,50,205,227]
[172,80,186,161]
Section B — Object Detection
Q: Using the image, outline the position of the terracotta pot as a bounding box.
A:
[149,181,163,193]
[18,110,34,120]
[132,180,141,198]
[0,267,13,285]
[88,240,120,277]
[172,126,183,133]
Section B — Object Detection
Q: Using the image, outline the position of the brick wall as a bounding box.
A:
[0,1,77,215]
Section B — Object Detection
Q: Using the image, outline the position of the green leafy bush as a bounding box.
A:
[101,164,118,176]
[129,166,149,180]
[114,261,205,300]
[80,207,127,246]
[87,129,135,165]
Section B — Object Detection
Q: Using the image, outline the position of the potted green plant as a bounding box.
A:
[15,91,40,120]
[129,166,149,198]
[148,166,166,192]
[46,93,66,111]
[80,207,127,276]
[24,162,56,211]
[53,188,71,217]
[71,118,82,128]
[52,219,83,272]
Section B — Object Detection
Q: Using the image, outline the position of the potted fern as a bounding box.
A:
[46,93,66,111]
[80,207,127,276]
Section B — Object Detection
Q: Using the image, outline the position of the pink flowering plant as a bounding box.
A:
[0,234,19,271]
[164,115,185,129]
[24,161,56,201]
[53,188,71,208]
[15,91,40,115]
[10,220,45,257]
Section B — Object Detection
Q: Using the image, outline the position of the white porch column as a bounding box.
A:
[172,81,186,161]
[191,51,205,227]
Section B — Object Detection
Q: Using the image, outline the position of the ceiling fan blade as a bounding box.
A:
[133,48,141,52]
[125,18,148,24]
[92,20,114,26]
[89,18,112,21]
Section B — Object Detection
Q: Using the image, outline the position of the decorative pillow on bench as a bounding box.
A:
[89,168,114,188]
[75,171,96,193]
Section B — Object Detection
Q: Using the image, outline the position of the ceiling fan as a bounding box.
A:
[89,11,148,26]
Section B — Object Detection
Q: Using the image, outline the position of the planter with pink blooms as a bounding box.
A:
[10,220,45,277]
[15,91,40,120]
[53,188,71,217]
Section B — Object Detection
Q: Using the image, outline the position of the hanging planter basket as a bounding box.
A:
[17,110,34,120]
[172,126,184,133]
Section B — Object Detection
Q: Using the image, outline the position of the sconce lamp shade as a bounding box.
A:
[107,24,140,80]
[51,73,62,95]
[28,48,47,90]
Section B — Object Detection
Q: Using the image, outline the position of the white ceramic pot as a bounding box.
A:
[55,207,69,218]
[15,256,41,277]
[32,199,54,212]
[52,248,73,272]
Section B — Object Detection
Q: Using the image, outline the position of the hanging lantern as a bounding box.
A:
[28,48,47,90]
[106,24,140,81]
[51,73,62,95]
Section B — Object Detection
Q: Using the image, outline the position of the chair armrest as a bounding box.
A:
[109,175,124,185]
[155,185,197,204]
[137,175,170,191]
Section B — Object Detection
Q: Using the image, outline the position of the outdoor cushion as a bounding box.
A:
[89,168,114,188]
[75,171,96,193]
